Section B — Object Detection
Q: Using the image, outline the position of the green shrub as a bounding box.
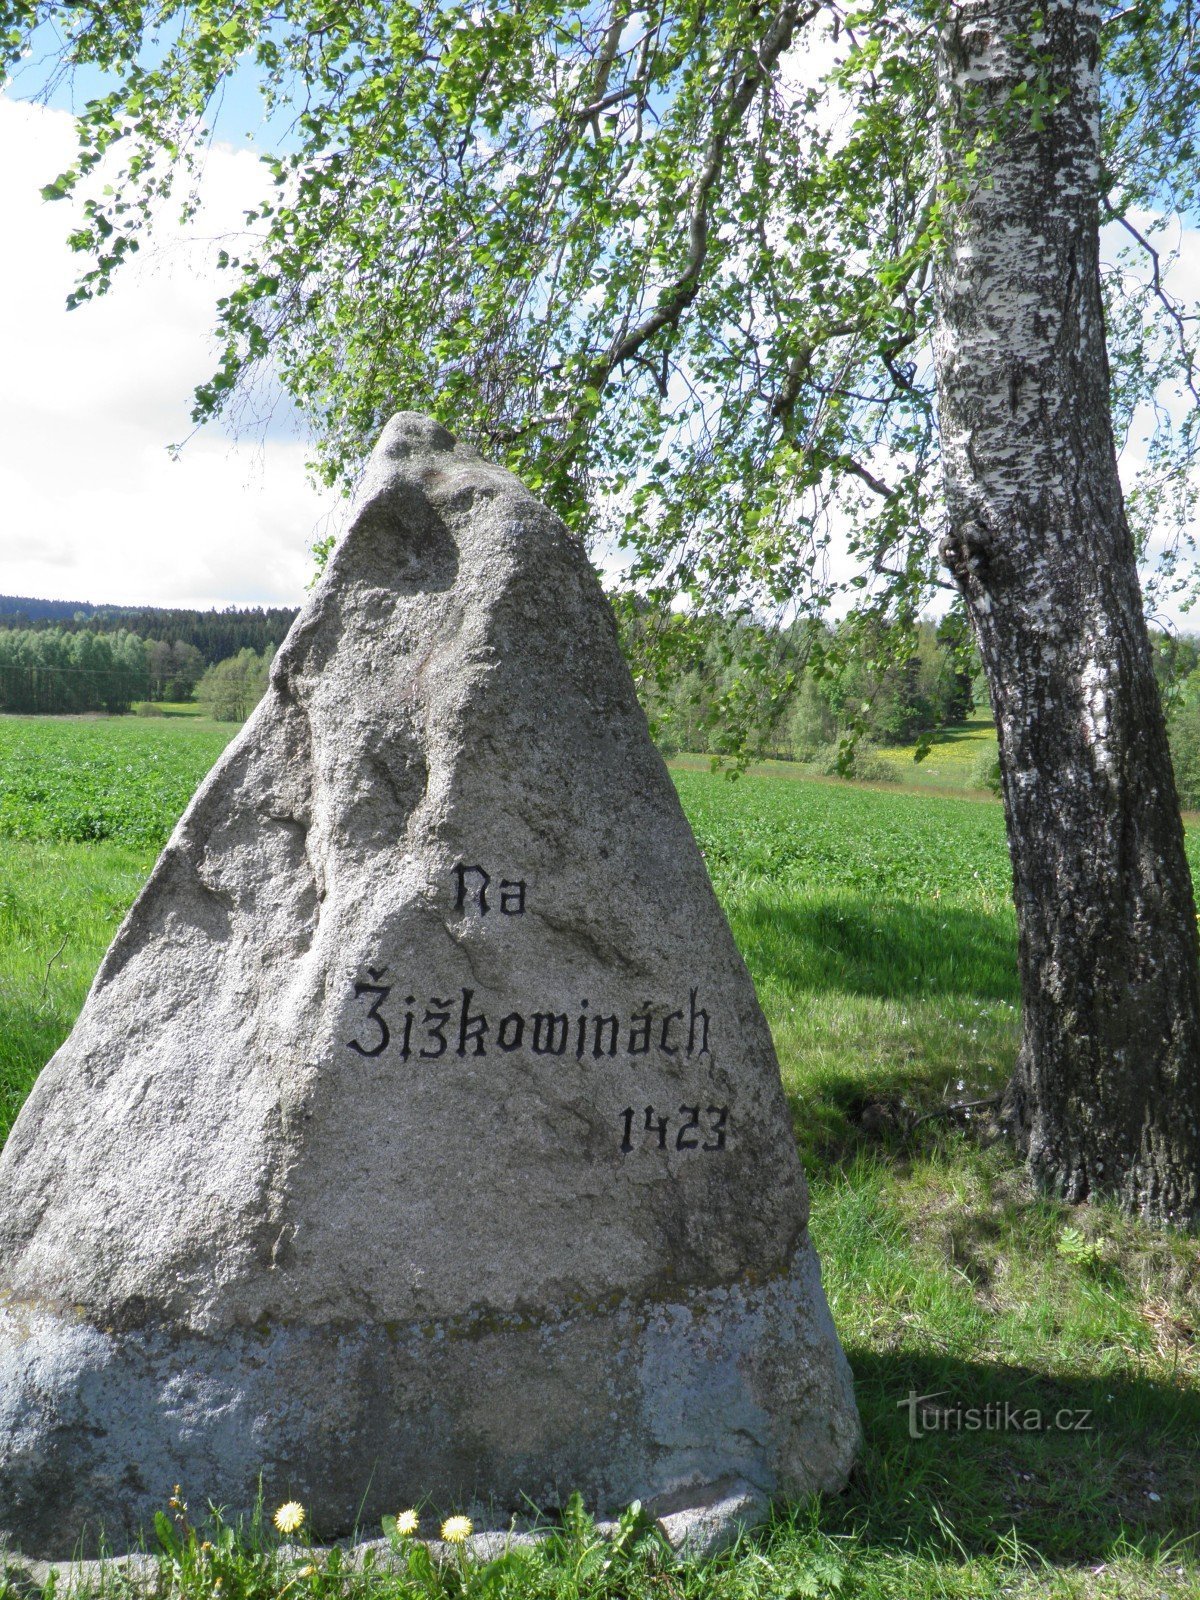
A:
[969,746,1002,795]
[196,647,273,723]
[816,741,898,783]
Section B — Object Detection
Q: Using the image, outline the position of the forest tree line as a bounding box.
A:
[629,610,1200,806]
[0,629,153,715]
[628,613,978,766]
[0,594,297,664]
[0,627,275,718]
[0,593,295,716]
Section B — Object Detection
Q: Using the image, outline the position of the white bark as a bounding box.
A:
[934,0,1200,1223]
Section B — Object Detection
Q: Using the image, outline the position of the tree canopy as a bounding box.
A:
[0,627,149,713]
[5,0,1198,678]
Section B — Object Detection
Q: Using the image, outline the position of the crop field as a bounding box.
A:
[1,713,1199,1599]
[0,709,237,850]
[0,713,238,1139]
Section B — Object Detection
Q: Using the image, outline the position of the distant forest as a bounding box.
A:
[0,595,299,716]
[0,595,299,663]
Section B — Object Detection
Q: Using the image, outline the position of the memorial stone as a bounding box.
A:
[0,414,859,1558]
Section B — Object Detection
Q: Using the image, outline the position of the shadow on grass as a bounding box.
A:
[736,896,1019,1003]
[789,1081,1015,1173]
[828,1348,1200,1566]
[916,720,995,749]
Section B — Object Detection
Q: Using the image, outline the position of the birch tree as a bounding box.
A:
[935,0,1200,1221]
[4,0,1200,1220]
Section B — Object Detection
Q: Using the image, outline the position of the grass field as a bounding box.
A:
[0,706,236,849]
[870,716,999,790]
[1,713,1198,1599]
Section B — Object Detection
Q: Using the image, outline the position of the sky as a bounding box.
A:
[0,91,344,611]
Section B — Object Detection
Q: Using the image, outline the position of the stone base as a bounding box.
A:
[0,1243,857,1560]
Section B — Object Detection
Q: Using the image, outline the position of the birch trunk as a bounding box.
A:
[933,0,1200,1224]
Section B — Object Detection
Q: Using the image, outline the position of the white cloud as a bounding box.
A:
[0,93,344,610]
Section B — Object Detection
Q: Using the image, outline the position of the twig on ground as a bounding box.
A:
[910,1093,1003,1130]
[39,933,68,1002]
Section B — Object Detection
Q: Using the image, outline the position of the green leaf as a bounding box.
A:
[153,1510,181,1558]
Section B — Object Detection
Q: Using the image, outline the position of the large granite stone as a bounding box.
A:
[0,414,859,1557]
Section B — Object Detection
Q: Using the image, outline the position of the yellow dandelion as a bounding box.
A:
[394,1509,420,1538]
[274,1501,307,1536]
[440,1515,472,1544]
[298,1565,317,1578]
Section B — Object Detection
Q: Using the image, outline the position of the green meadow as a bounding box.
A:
[1,712,1198,1600]
[871,716,999,790]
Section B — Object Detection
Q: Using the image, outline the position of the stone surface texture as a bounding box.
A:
[0,414,858,1557]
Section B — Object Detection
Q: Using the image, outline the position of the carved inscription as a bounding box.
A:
[345,864,728,1153]
[620,1105,729,1154]
[347,967,391,1058]
[453,862,526,916]
[346,980,711,1062]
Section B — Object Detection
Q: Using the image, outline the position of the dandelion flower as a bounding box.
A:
[274,1501,307,1536]
[440,1515,472,1544]
[394,1509,420,1538]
